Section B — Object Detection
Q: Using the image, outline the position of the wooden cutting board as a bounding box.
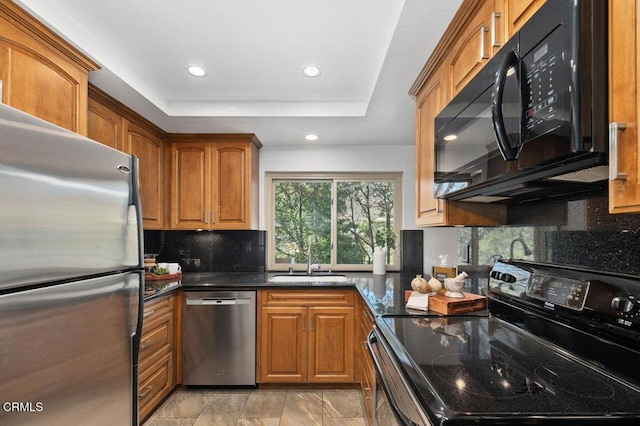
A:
[428,292,487,314]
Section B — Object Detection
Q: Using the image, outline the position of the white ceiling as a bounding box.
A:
[14,0,461,146]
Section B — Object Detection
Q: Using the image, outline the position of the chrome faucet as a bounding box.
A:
[509,238,532,259]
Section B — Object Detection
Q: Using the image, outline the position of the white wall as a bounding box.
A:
[259,144,418,229]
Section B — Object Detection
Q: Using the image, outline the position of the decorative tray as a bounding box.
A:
[145,272,182,281]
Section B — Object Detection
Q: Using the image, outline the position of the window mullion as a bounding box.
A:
[330,180,337,269]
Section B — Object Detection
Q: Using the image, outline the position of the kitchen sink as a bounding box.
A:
[268,274,349,283]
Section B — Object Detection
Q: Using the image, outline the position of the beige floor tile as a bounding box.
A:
[154,390,216,419]
[143,418,196,426]
[322,390,364,418]
[280,390,323,426]
[192,393,249,426]
[236,418,281,426]
[240,390,287,418]
[322,418,366,426]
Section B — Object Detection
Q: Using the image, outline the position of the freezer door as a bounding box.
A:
[0,104,141,291]
[0,272,141,426]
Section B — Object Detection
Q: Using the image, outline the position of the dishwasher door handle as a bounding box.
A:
[186,298,252,306]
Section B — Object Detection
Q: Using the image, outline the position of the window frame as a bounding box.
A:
[266,172,403,272]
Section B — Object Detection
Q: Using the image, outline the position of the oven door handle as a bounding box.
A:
[367,331,422,426]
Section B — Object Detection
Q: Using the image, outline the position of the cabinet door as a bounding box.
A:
[87,97,123,151]
[448,0,496,97]
[360,341,375,424]
[212,142,251,229]
[259,306,307,383]
[308,306,355,383]
[123,120,165,229]
[170,142,211,229]
[416,69,447,226]
[0,41,87,134]
[506,0,546,37]
[609,0,640,214]
[0,2,96,135]
[139,351,174,422]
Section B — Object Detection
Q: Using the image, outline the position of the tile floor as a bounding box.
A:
[144,387,365,426]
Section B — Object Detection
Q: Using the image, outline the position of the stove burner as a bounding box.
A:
[430,354,544,398]
[534,366,616,399]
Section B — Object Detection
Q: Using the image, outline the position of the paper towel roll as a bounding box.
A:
[373,247,386,275]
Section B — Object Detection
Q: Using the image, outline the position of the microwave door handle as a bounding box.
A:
[491,50,520,161]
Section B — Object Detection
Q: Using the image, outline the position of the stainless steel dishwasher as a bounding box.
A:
[183,290,256,386]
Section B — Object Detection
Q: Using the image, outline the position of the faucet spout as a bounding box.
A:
[509,238,532,259]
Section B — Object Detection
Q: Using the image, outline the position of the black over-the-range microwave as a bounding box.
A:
[434,0,608,203]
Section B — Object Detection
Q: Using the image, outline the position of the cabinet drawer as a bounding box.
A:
[139,314,173,369]
[143,295,173,325]
[260,289,354,306]
[139,351,174,422]
[360,341,375,424]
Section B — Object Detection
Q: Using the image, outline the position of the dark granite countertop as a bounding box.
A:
[145,270,490,316]
[144,278,181,301]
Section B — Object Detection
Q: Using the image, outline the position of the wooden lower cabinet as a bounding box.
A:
[360,342,376,425]
[258,290,355,384]
[138,293,179,423]
[259,306,307,382]
[139,351,174,421]
[357,294,376,424]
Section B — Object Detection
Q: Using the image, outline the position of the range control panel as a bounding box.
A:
[526,273,589,311]
[490,261,640,332]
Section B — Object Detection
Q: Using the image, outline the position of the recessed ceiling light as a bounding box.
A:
[305,134,319,141]
[443,134,458,141]
[303,66,321,78]
[187,65,207,78]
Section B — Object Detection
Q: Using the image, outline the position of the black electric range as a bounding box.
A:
[369,261,640,425]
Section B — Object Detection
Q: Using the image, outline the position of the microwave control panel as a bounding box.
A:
[523,27,565,137]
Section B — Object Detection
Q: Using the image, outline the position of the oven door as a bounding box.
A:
[367,329,431,426]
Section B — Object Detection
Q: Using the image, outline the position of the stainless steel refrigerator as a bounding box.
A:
[0,104,144,425]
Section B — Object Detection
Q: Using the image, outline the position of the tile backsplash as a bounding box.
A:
[144,230,265,272]
[144,229,423,274]
[460,196,640,275]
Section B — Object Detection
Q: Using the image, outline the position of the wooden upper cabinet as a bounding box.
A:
[170,142,210,230]
[505,0,546,37]
[88,86,167,229]
[415,66,506,227]
[88,97,123,151]
[416,68,447,226]
[0,0,98,135]
[169,135,261,230]
[124,120,165,229]
[608,0,640,214]
[448,0,499,97]
[411,0,516,227]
